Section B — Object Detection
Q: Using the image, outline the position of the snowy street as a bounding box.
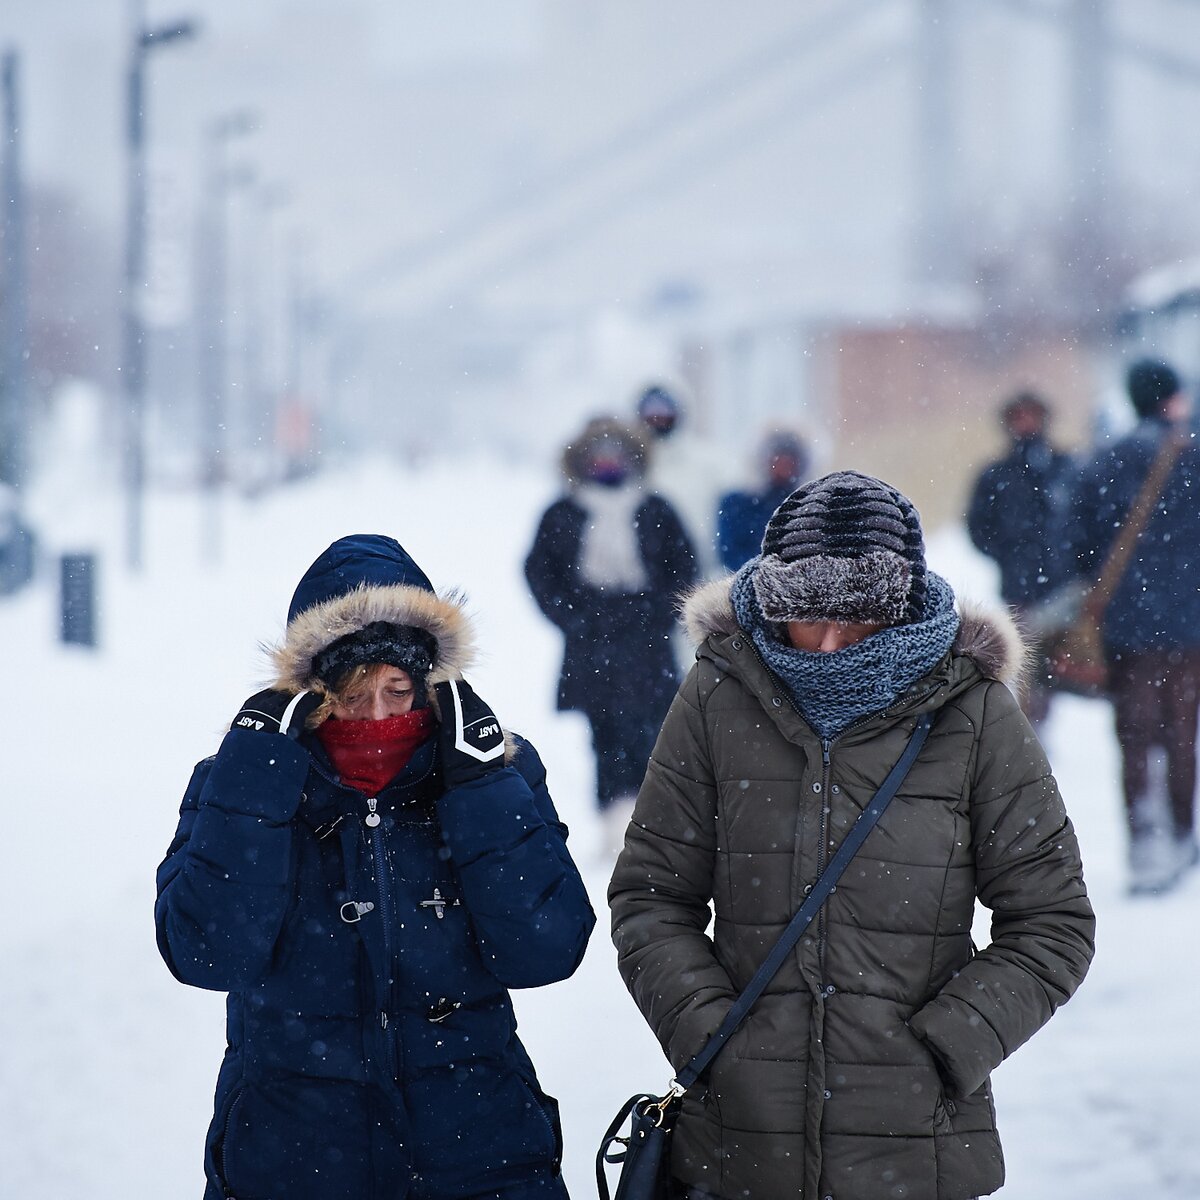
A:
[2,456,1197,1199]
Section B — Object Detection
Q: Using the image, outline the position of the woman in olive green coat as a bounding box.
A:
[609,471,1095,1200]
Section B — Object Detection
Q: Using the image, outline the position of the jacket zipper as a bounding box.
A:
[813,688,941,970]
[365,797,401,1082]
[738,636,940,976]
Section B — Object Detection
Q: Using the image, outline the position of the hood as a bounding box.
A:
[561,417,649,486]
[270,534,475,693]
[681,574,1027,691]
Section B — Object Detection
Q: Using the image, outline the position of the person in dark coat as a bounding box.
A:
[1067,358,1200,894]
[715,429,811,572]
[610,471,1094,1200]
[156,534,595,1200]
[967,390,1074,723]
[524,417,698,852]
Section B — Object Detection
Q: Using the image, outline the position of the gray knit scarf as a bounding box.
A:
[730,559,959,740]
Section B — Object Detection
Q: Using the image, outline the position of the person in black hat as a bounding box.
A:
[967,389,1075,724]
[634,382,728,577]
[610,469,1094,1200]
[156,534,595,1200]
[1067,357,1200,894]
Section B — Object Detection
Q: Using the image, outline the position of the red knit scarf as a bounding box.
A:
[315,707,436,797]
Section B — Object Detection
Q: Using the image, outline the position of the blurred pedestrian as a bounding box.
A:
[0,482,36,596]
[716,428,812,572]
[156,534,594,1200]
[635,383,726,576]
[610,470,1094,1200]
[967,390,1074,723]
[525,417,698,853]
[1068,358,1200,894]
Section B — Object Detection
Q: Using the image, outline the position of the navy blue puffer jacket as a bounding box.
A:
[156,535,596,1200]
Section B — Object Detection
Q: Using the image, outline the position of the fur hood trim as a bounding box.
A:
[270,582,476,693]
[681,575,1026,689]
[561,417,649,485]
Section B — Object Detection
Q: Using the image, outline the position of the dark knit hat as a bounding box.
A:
[1000,389,1049,430]
[311,620,438,701]
[754,470,926,626]
[1127,359,1181,419]
[636,384,681,436]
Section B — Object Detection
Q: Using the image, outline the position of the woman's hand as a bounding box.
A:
[230,689,320,739]
[435,679,506,788]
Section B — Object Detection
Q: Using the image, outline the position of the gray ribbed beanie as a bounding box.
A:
[753,470,927,625]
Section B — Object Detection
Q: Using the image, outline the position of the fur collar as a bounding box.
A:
[681,574,1026,690]
[270,583,476,693]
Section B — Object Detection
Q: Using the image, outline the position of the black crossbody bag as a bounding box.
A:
[596,712,934,1200]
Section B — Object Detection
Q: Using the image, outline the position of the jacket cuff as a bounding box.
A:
[907,997,1006,1100]
[202,728,311,823]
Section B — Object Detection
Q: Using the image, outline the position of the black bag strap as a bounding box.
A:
[672,711,934,1092]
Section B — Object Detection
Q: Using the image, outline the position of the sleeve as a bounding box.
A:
[715,491,756,573]
[966,465,1001,559]
[523,501,586,635]
[907,682,1096,1098]
[715,491,739,572]
[1064,452,1118,579]
[646,495,700,596]
[608,668,738,1070]
[154,728,311,991]
[435,737,595,989]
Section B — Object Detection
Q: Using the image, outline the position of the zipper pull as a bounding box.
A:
[365,797,381,828]
[822,739,831,767]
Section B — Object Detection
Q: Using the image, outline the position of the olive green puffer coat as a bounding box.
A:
[609,581,1095,1200]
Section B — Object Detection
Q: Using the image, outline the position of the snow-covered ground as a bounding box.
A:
[1,454,1197,1198]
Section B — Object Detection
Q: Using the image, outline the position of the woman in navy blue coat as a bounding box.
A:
[156,534,596,1200]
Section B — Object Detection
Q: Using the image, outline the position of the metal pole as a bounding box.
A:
[121,0,148,571]
[0,48,27,489]
[198,124,229,561]
[120,6,197,571]
[1067,0,1112,319]
[914,0,959,291]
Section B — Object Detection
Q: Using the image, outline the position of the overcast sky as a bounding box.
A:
[5,0,1200,324]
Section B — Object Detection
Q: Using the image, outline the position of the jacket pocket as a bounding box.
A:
[205,1085,247,1197]
[518,1074,563,1169]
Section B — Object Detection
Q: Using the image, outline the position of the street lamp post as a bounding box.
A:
[121,1,196,571]
[197,110,255,562]
[0,48,27,490]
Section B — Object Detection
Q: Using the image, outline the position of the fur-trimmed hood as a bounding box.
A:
[271,580,476,694]
[271,535,476,693]
[681,573,1026,691]
[269,535,522,757]
[561,417,649,486]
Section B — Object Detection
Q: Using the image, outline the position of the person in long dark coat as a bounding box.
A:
[524,417,698,851]
[966,390,1074,723]
[156,534,595,1200]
